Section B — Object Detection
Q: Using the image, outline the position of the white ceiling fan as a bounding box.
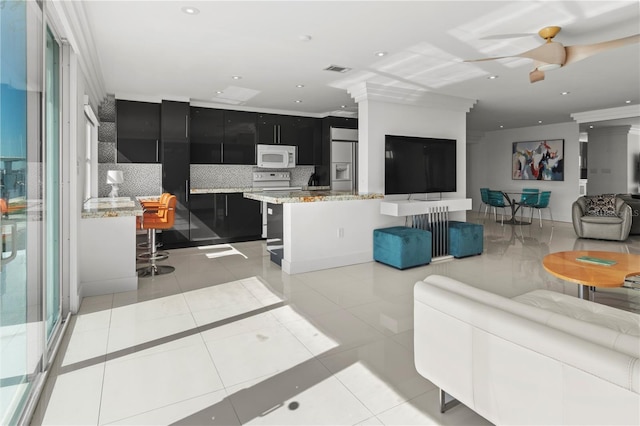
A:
[466,26,640,83]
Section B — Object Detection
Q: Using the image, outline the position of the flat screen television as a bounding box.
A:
[385,134,457,195]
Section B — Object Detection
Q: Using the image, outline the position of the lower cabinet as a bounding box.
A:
[189,193,261,243]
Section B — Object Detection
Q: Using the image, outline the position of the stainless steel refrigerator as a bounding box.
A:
[330,127,358,191]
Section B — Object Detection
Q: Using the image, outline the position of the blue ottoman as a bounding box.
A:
[448,221,483,258]
[373,226,432,269]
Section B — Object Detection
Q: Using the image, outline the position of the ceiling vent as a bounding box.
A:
[324,65,352,73]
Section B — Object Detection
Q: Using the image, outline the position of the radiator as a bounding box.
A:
[411,206,450,258]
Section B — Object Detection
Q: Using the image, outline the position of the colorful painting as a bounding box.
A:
[512,139,564,181]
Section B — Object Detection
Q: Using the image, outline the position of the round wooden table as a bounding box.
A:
[542,250,640,300]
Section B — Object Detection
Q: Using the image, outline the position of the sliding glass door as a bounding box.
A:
[0,1,63,423]
[44,25,61,343]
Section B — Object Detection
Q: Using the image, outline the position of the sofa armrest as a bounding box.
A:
[572,201,585,237]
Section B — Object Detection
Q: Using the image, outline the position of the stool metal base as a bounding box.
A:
[137,264,175,278]
[137,251,169,262]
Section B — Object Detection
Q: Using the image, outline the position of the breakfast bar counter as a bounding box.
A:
[79,196,142,298]
[244,190,384,204]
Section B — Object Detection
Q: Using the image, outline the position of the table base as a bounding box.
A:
[496,219,532,225]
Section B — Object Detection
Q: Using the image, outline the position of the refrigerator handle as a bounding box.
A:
[353,143,358,191]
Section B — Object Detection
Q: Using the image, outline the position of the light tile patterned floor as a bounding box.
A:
[33,214,640,425]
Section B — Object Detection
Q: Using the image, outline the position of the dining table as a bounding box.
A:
[497,191,532,225]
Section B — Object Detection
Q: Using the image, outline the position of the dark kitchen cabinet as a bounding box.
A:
[294,117,321,165]
[223,110,257,164]
[257,113,321,165]
[190,107,224,164]
[225,194,261,239]
[189,194,224,241]
[161,141,190,247]
[161,100,190,143]
[189,192,261,243]
[161,100,191,248]
[116,100,160,163]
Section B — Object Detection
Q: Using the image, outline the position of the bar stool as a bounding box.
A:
[136,194,176,277]
[137,193,171,250]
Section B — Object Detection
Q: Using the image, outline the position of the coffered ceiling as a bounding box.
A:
[79,1,640,133]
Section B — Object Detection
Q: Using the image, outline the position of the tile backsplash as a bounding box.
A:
[98,163,316,197]
[190,165,315,188]
[98,163,162,197]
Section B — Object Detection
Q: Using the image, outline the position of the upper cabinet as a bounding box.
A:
[117,101,328,166]
[190,107,224,164]
[161,100,190,143]
[189,108,256,165]
[222,110,257,165]
[257,113,321,165]
[116,100,161,163]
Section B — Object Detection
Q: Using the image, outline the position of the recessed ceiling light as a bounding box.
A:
[215,91,223,94]
[589,125,594,128]
[181,6,200,15]
[296,84,304,88]
[561,91,570,95]
[294,100,302,103]
[232,75,242,80]
[375,51,387,57]
[625,100,632,104]
[499,125,504,129]
[488,75,498,80]
[340,105,347,108]
[538,120,543,124]
[298,35,312,42]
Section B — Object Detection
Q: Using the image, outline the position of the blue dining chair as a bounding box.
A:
[529,191,553,227]
[478,187,490,217]
[518,188,539,223]
[488,190,508,225]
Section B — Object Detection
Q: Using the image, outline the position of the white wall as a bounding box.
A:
[467,122,580,223]
[357,99,467,201]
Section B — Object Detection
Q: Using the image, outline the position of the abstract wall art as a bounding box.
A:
[512,139,564,181]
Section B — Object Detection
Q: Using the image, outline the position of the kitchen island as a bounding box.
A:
[244,190,399,274]
[79,197,143,297]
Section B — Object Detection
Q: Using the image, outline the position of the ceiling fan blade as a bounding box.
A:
[465,41,566,66]
[530,69,545,83]
[516,41,566,66]
[564,34,640,66]
[464,56,510,63]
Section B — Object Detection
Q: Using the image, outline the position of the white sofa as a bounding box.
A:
[414,275,640,425]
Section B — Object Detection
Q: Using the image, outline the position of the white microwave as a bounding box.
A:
[256,144,296,168]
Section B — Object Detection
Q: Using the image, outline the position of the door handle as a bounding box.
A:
[1,220,18,268]
[185,115,188,139]
[225,195,228,216]
[185,180,189,202]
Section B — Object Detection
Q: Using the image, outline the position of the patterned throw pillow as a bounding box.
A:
[585,194,618,216]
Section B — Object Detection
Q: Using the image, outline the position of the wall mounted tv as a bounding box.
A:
[385,134,457,195]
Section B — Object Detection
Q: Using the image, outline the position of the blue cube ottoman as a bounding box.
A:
[373,226,432,269]
[448,221,483,258]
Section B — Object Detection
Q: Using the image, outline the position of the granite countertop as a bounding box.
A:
[81,197,143,218]
[243,190,384,204]
[191,186,331,194]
